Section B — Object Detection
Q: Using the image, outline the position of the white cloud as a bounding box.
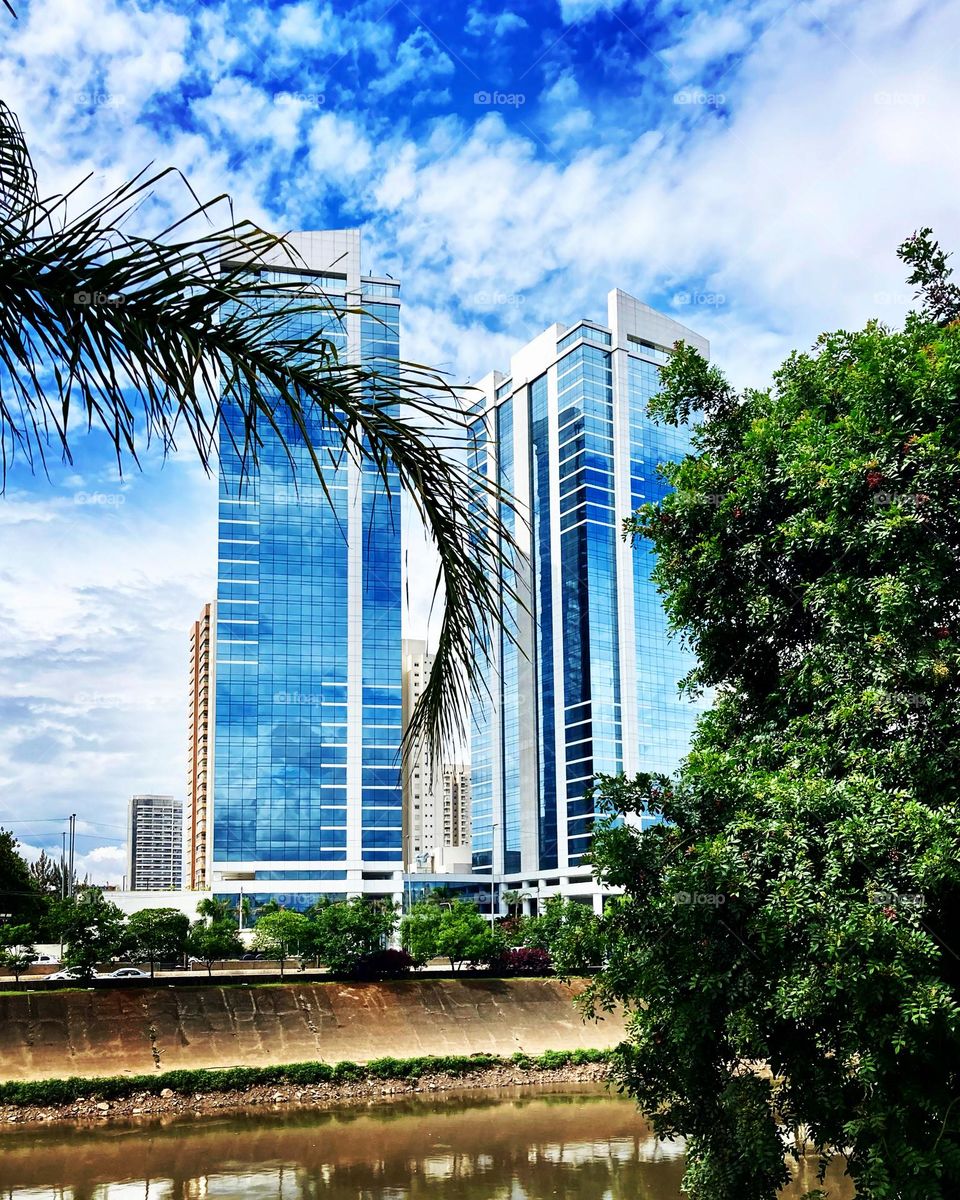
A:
[2,0,959,855]
[275,0,337,48]
[307,111,372,175]
[368,28,456,98]
[465,8,529,37]
[660,10,752,82]
[557,0,629,23]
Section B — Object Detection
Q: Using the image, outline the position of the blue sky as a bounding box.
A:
[1,0,957,882]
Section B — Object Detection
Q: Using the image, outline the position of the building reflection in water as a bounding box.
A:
[0,1087,851,1200]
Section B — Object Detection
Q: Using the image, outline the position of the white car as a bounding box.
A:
[46,968,85,982]
[32,954,58,965]
[102,967,150,979]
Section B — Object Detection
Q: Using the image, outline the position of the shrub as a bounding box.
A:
[490,947,552,976]
[0,1048,613,1108]
[352,948,414,979]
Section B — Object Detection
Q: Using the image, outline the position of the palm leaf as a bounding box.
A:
[0,98,522,765]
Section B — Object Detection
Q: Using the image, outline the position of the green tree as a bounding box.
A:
[0,923,35,981]
[185,920,243,977]
[125,908,190,978]
[0,829,41,923]
[51,890,126,979]
[401,899,494,972]
[527,896,603,976]
[309,898,397,975]
[0,93,516,768]
[28,849,64,898]
[587,231,960,1200]
[253,910,310,977]
[196,896,234,925]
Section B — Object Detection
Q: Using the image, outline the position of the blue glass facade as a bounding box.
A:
[468,411,494,873]
[497,398,522,874]
[627,356,701,803]
[473,293,708,885]
[212,240,402,891]
[359,301,403,862]
[530,374,558,871]
[557,344,622,864]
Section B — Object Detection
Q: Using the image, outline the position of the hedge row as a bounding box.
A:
[0,1048,613,1108]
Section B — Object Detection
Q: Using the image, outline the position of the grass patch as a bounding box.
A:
[0,1049,613,1108]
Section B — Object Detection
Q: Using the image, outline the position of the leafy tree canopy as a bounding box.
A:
[125,908,190,977]
[401,899,493,971]
[51,890,126,978]
[0,922,35,981]
[525,896,604,977]
[0,829,40,924]
[186,920,243,977]
[587,230,960,1200]
[308,898,396,976]
[253,910,311,976]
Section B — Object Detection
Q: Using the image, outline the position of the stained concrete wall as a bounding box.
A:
[0,978,627,1082]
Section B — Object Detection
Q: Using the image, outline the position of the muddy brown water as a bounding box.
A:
[0,1084,854,1199]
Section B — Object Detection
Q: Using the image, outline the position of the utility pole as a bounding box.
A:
[67,814,76,898]
[60,832,67,901]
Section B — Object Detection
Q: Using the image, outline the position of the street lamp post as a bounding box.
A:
[490,822,499,924]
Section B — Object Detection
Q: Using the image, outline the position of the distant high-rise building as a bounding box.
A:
[187,602,214,889]
[127,795,183,891]
[440,764,471,850]
[470,291,709,904]
[402,638,434,867]
[402,639,472,869]
[210,230,404,905]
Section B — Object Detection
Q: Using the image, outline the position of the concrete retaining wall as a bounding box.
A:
[0,978,627,1082]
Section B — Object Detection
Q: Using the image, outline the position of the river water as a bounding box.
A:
[0,1085,853,1199]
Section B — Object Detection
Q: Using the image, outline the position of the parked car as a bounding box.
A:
[46,968,84,982]
[32,954,58,965]
[101,967,150,979]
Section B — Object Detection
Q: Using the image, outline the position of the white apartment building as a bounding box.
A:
[402,638,471,870]
[127,794,183,891]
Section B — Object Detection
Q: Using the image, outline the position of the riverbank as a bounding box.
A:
[0,1057,613,1126]
[0,977,625,1081]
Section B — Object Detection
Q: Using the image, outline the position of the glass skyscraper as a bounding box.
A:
[471,291,710,907]
[209,230,404,907]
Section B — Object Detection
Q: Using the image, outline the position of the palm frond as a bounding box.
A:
[0,99,521,765]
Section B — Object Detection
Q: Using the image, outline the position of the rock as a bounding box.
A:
[96,1102,110,1112]
[272,1092,287,1102]
[160,1088,174,1099]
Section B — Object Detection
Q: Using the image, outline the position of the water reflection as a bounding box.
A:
[0,1085,851,1200]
